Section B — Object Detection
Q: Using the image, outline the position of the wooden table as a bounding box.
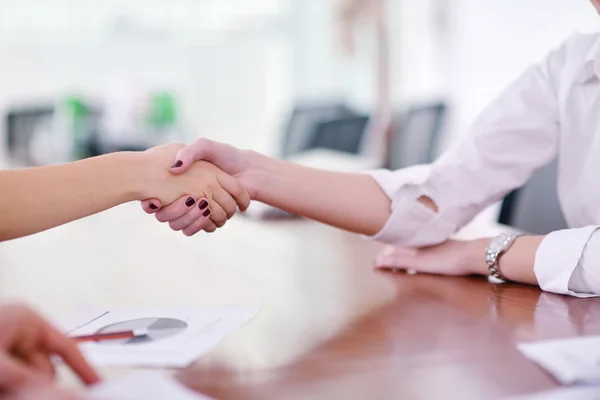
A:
[0,203,597,399]
[180,273,600,400]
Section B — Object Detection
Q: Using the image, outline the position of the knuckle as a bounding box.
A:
[194,137,209,146]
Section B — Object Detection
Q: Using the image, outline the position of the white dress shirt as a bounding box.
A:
[365,33,600,298]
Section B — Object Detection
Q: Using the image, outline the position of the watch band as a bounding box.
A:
[486,232,522,281]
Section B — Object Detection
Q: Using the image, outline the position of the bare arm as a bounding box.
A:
[0,144,248,242]
[245,152,392,235]
[0,153,143,241]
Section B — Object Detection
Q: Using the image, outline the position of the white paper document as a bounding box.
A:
[518,336,600,385]
[509,385,600,400]
[65,305,259,368]
[87,372,214,400]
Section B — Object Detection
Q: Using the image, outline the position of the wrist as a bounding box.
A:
[465,238,490,276]
[115,151,154,202]
[239,150,280,201]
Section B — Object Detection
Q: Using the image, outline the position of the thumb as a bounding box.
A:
[141,199,163,214]
[170,138,214,175]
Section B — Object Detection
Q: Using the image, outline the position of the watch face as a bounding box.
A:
[489,233,510,253]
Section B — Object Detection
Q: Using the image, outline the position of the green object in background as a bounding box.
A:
[63,95,89,159]
[148,92,177,129]
[64,96,87,120]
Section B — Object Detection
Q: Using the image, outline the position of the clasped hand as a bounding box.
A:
[139,142,250,235]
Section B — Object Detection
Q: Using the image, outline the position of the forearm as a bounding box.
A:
[0,153,144,241]
[466,236,544,285]
[245,151,391,235]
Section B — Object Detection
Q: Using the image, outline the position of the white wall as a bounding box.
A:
[447,0,599,144]
[393,0,600,150]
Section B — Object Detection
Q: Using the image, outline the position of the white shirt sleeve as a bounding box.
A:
[364,35,568,247]
[533,226,600,297]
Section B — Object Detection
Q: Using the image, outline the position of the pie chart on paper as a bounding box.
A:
[95,317,188,345]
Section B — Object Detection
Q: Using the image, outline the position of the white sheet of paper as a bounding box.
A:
[518,336,600,385]
[509,385,600,400]
[64,305,259,367]
[87,372,214,400]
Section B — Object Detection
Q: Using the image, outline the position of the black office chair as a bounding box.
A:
[5,106,54,162]
[5,103,102,163]
[388,102,447,169]
[307,115,370,155]
[498,158,568,234]
[279,103,356,159]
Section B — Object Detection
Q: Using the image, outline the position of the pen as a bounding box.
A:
[72,329,148,344]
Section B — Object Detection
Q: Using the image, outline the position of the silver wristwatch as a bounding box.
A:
[486,232,522,281]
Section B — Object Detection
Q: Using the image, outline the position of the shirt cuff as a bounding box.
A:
[534,226,600,298]
[364,166,431,198]
[361,181,457,247]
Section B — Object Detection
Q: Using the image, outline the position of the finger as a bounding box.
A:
[14,384,82,400]
[379,245,416,257]
[27,353,55,380]
[170,138,215,175]
[373,253,411,270]
[207,201,228,228]
[45,329,100,385]
[215,173,250,212]
[211,187,237,220]
[141,199,162,214]
[155,195,198,223]
[182,208,213,236]
[0,352,37,390]
[200,216,217,234]
[168,199,209,231]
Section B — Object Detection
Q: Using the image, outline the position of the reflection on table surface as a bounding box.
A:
[1,203,600,399]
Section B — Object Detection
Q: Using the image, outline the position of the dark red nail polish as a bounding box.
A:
[185,197,195,207]
[202,208,211,217]
[171,160,183,168]
[199,200,209,210]
[149,203,158,210]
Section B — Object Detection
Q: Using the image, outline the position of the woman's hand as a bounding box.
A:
[140,139,258,235]
[137,143,251,233]
[6,384,81,400]
[373,240,484,276]
[0,303,99,393]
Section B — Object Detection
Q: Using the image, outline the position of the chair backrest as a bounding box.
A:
[5,106,54,159]
[389,102,447,169]
[307,115,370,155]
[498,158,568,234]
[279,104,354,159]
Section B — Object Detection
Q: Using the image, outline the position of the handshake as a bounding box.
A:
[137,138,255,236]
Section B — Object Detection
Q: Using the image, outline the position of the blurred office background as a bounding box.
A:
[1,0,599,227]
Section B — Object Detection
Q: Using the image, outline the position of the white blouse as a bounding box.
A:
[366,32,600,298]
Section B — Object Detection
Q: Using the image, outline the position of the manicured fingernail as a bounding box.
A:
[171,160,183,168]
[149,203,158,210]
[185,197,195,207]
[202,208,211,217]
[199,200,209,210]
